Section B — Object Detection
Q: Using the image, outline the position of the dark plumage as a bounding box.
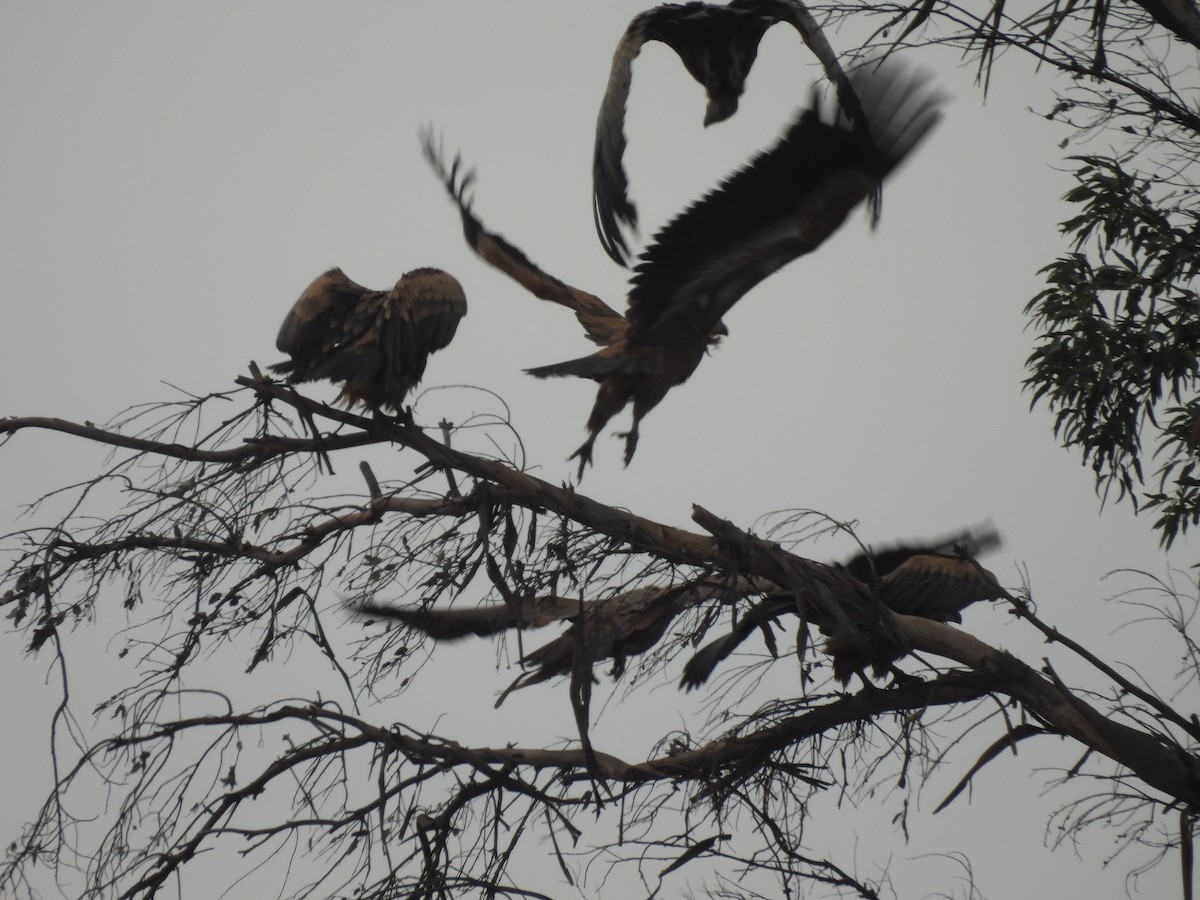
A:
[357,594,590,641]
[425,60,942,474]
[681,526,1006,689]
[495,585,691,706]
[424,137,699,477]
[594,0,867,264]
[361,579,752,703]
[271,267,467,414]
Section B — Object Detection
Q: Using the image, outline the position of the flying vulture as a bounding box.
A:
[271,267,467,415]
[680,525,1008,688]
[426,59,941,474]
[594,0,867,264]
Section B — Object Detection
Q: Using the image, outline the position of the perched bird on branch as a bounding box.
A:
[363,581,686,778]
[360,578,752,702]
[271,267,467,415]
[594,0,867,264]
[681,525,1007,688]
[424,61,941,474]
[360,577,750,775]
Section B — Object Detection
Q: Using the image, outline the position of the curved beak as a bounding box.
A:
[704,94,740,127]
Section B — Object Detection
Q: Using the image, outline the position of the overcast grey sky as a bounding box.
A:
[1,3,1191,897]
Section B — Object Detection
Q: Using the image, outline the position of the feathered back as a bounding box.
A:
[271,266,466,413]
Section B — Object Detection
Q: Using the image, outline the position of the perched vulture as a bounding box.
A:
[426,59,941,474]
[594,0,866,264]
[361,583,702,775]
[360,578,750,702]
[271,267,467,415]
[680,525,1007,688]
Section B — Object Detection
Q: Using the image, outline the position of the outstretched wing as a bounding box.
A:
[386,266,468,383]
[755,0,869,131]
[682,526,1001,686]
[288,267,466,411]
[626,59,943,344]
[879,553,1009,622]
[842,523,1002,583]
[593,2,777,266]
[357,593,585,640]
[680,593,794,689]
[422,132,627,346]
[593,0,870,267]
[271,268,374,377]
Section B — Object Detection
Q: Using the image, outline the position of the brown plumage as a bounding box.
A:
[361,583,703,776]
[424,137,702,477]
[595,0,868,264]
[495,585,692,705]
[271,267,467,414]
[427,60,941,475]
[420,142,629,350]
[357,594,588,640]
[681,526,1007,688]
[361,579,753,702]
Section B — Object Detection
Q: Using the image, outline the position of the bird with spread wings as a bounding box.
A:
[271,267,467,416]
[361,577,747,775]
[425,59,942,475]
[361,580,736,705]
[594,0,869,265]
[680,525,1009,688]
[358,525,1006,701]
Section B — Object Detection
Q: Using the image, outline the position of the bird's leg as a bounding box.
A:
[618,418,640,467]
[885,665,920,687]
[569,435,598,481]
[287,392,334,475]
[569,658,609,795]
[436,418,462,498]
[370,404,415,428]
[307,418,334,475]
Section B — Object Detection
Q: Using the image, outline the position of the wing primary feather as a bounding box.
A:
[422,129,626,345]
[592,8,657,266]
[592,0,870,265]
[625,57,943,342]
[427,61,941,471]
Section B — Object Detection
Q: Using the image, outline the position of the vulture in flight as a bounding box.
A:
[271,267,467,415]
[680,525,1009,688]
[425,59,942,474]
[594,0,867,265]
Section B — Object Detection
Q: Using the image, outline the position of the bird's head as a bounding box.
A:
[696,17,766,125]
[703,93,740,127]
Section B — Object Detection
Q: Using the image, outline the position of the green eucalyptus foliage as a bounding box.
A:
[1025,156,1200,546]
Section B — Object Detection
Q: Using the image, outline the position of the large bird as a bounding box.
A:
[681,526,1007,688]
[427,60,941,474]
[594,0,867,265]
[360,578,752,702]
[361,577,751,771]
[271,267,467,415]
